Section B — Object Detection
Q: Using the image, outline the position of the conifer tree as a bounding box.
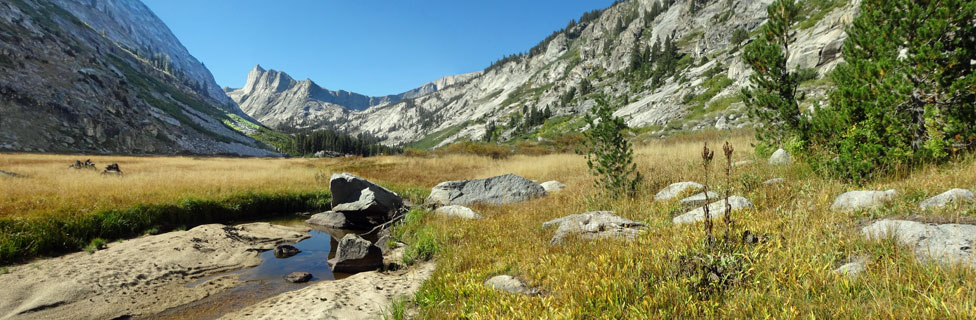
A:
[583,96,642,198]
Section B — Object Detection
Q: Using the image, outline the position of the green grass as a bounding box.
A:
[0,191,331,265]
[685,75,735,120]
[796,0,846,30]
[84,238,107,253]
[676,30,704,49]
[223,114,294,152]
[384,297,408,320]
[393,208,442,266]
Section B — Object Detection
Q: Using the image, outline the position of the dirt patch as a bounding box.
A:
[0,223,308,320]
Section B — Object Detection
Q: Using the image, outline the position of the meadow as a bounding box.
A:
[2,131,976,318]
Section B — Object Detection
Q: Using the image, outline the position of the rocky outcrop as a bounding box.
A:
[328,234,384,273]
[541,211,645,245]
[0,0,275,156]
[434,205,483,219]
[919,189,975,210]
[654,182,703,201]
[307,173,404,230]
[862,220,976,269]
[673,196,754,225]
[230,0,858,147]
[426,174,546,206]
[484,275,541,296]
[830,190,898,212]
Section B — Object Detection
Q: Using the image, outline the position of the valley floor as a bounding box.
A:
[2,130,976,318]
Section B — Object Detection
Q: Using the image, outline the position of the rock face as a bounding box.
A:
[830,190,898,212]
[426,174,546,206]
[673,196,754,225]
[0,0,275,156]
[284,272,313,283]
[679,191,720,207]
[228,0,857,147]
[273,244,301,259]
[329,234,384,273]
[862,220,976,269]
[919,189,975,210]
[484,275,540,296]
[541,211,645,245]
[434,205,483,219]
[540,180,567,193]
[307,173,404,230]
[654,182,703,201]
[769,148,791,165]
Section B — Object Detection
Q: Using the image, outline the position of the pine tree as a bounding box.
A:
[740,0,804,147]
[809,0,976,181]
[583,96,642,198]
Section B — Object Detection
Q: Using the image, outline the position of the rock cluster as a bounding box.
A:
[306,173,405,230]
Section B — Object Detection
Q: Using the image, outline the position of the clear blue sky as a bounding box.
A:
[142,0,616,97]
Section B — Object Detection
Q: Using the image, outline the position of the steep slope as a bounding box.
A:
[227,65,480,130]
[0,0,276,155]
[234,0,856,148]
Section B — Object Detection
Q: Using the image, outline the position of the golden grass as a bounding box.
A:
[3,131,976,318]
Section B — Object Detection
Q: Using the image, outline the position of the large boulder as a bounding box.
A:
[328,234,384,273]
[539,180,566,193]
[484,275,540,296]
[919,189,975,210]
[673,196,754,225]
[541,211,645,245]
[830,190,897,212]
[434,205,482,219]
[425,174,546,206]
[308,173,404,229]
[862,220,976,269]
[769,148,791,165]
[654,182,703,201]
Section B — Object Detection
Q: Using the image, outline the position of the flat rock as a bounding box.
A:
[862,219,976,269]
[830,190,897,212]
[679,191,720,207]
[541,211,645,245]
[329,173,404,228]
[919,189,975,210]
[769,148,791,165]
[305,211,353,229]
[0,223,308,320]
[425,174,546,206]
[434,205,482,219]
[220,263,436,320]
[539,180,566,193]
[654,182,703,201]
[328,234,383,273]
[484,275,540,296]
[763,178,785,185]
[284,272,312,283]
[673,196,754,225]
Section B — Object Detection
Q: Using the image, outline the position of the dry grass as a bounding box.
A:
[4,131,976,318]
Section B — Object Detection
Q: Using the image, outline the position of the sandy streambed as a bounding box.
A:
[0,223,308,320]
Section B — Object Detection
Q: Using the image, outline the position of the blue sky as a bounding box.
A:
[142,0,615,96]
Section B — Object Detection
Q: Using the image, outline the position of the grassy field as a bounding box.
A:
[2,131,976,318]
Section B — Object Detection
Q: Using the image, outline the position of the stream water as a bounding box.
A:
[143,218,367,320]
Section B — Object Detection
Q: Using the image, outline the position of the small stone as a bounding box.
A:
[273,244,301,259]
[306,211,353,229]
[830,190,897,212]
[434,205,482,219]
[284,272,312,283]
[484,275,540,295]
[833,256,868,277]
[733,160,754,168]
[654,182,703,201]
[539,180,566,193]
[762,178,785,185]
[769,148,791,165]
[919,189,975,210]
